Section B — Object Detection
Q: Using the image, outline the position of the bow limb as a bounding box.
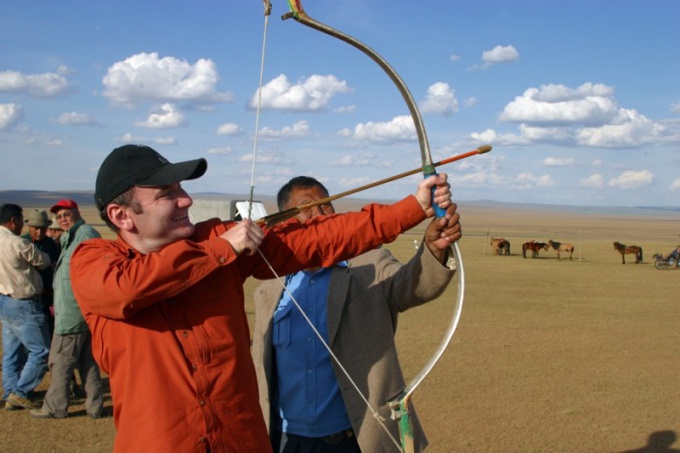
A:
[282,3,433,170]
[283,2,466,451]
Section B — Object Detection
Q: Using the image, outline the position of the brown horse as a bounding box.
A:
[613,241,643,264]
[490,237,510,255]
[522,240,548,258]
[500,240,510,255]
[547,239,575,260]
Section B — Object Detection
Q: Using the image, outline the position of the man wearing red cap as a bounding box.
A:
[30,199,103,419]
[70,144,457,452]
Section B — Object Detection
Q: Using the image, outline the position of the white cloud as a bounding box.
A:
[344,115,416,142]
[469,128,530,146]
[0,70,69,97]
[103,52,233,106]
[482,45,519,63]
[55,112,97,126]
[329,153,391,168]
[544,157,576,167]
[334,105,356,114]
[258,120,310,139]
[450,55,461,62]
[338,177,372,187]
[608,170,653,189]
[519,124,573,142]
[115,132,176,145]
[421,82,458,116]
[576,108,667,147]
[579,173,604,188]
[591,159,603,167]
[463,97,478,108]
[0,103,24,130]
[498,83,671,148]
[136,103,186,129]
[206,146,232,155]
[671,178,680,189]
[217,123,243,136]
[671,101,680,113]
[237,151,295,165]
[251,74,351,111]
[57,65,74,75]
[515,172,554,189]
[244,167,296,185]
[500,83,617,125]
[451,170,504,186]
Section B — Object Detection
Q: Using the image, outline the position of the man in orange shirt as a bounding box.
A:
[70,144,457,452]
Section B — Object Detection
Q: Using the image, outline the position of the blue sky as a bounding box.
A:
[1,0,679,207]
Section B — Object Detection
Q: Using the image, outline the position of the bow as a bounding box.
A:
[281,2,467,451]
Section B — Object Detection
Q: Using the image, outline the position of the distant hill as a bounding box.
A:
[0,190,96,209]
[1,190,678,217]
[462,199,680,216]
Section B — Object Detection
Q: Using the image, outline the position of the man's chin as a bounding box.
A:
[174,223,196,239]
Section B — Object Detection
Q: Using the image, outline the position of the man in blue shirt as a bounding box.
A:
[253,176,461,452]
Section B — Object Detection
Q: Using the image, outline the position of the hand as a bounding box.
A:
[219,219,264,256]
[423,203,461,262]
[415,173,451,217]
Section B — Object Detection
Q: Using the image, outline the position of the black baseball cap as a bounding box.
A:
[95,144,207,211]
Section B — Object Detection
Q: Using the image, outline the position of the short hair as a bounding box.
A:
[277,176,329,211]
[0,203,23,225]
[99,187,142,232]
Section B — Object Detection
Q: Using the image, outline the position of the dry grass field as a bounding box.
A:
[1,195,679,452]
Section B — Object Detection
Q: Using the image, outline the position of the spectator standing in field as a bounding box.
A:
[45,217,64,252]
[252,176,461,453]
[21,210,60,334]
[68,144,453,452]
[30,199,104,419]
[0,203,52,410]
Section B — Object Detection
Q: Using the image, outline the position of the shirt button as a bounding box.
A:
[219,257,226,264]
[199,400,206,406]
[192,364,198,371]
[307,369,312,374]
[182,332,189,338]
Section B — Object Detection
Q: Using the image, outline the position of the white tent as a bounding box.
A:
[188,197,267,223]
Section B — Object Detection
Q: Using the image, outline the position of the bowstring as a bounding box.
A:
[247,0,272,219]
[249,3,403,451]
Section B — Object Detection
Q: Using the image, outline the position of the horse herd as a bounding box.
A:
[490,237,644,263]
[490,237,574,260]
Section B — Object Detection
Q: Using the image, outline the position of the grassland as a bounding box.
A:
[1,197,679,452]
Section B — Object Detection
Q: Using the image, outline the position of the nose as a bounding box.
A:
[309,205,324,217]
[177,188,193,208]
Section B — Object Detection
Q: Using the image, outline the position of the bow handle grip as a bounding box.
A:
[423,168,446,218]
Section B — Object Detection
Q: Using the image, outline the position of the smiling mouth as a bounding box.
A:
[172,213,189,222]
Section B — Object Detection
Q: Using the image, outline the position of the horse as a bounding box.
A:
[490,237,510,255]
[500,239,510,255]
[547,239,575,260]
[522,240,548,258]
[613,241,643,264]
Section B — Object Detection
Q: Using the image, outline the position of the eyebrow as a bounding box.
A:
[153,184,176,200]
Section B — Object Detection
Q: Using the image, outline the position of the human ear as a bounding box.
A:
[107,204,135,232]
